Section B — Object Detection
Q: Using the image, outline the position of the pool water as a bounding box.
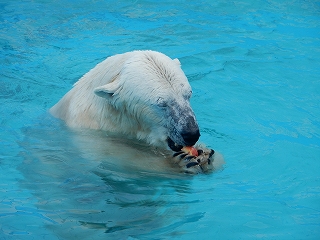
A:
[1,0,320,239]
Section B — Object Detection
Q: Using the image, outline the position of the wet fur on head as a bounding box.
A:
[50,50,199,149]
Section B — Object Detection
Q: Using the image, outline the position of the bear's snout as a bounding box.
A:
[167,103,200,147]
[181,128,200,146]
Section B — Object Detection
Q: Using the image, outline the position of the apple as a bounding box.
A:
[182,146,198,157]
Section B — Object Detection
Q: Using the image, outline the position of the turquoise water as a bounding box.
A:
[1,0,320,239]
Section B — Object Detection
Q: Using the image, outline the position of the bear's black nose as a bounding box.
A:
[181,129,200,146]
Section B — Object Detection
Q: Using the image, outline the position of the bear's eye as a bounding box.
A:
[185,90,192,100]
[156,97,167,108]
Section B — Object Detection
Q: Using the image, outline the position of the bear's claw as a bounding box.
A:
[186,161,199,168]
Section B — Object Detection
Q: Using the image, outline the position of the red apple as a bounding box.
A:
[182,146,198,157]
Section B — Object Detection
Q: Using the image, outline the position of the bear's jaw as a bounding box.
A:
[167,137,183,152]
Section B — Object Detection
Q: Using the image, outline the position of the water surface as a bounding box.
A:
[1,0,320,239]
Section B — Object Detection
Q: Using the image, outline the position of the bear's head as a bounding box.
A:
[94,51,200,151]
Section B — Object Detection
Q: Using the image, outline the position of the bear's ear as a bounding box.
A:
[173,58,181,66]
[94,81,122,99]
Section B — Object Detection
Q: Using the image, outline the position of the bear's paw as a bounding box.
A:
[172,147,215,174]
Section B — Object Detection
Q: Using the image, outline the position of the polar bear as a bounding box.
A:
[50,50,200,151]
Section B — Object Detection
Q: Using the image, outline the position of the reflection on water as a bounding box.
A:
[18,114,222,238]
